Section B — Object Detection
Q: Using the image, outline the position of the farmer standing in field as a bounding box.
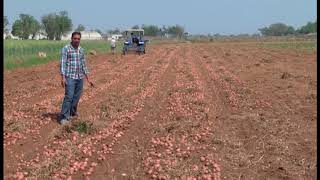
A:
[110,37,116,54]
[59,31,94,125]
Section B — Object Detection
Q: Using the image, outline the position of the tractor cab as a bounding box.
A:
[122,29,146,55]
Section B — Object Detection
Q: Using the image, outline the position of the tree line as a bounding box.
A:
[4,11,72,40]
[3,12,102,40]
[3,12,316,40]
[98,24,186,39]
[3,12,187,40]
[258,21,317,36]
[130,24,186,38]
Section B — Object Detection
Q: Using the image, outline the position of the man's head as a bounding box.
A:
[71,31,81,48]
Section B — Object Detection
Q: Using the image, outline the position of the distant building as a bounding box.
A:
[3,30,46,40]
[28,30,48,40]
[61,31,103,40]
[3,32,20,40]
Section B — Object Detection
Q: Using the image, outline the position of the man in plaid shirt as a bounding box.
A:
[59,31,94,125]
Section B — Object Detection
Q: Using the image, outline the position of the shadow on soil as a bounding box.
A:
[42,112,60,123]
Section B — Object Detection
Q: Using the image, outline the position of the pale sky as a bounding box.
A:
[4,0,317,35]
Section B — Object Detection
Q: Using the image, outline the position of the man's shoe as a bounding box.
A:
[71,112,79,118]
[60,119,70,125]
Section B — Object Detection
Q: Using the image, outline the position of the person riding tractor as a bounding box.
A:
[131,32,139,45]
[122,29,147,55]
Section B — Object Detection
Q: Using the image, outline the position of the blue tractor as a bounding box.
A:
[122,29,147,55]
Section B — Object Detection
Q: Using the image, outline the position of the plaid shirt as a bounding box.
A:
[60,44,89,79]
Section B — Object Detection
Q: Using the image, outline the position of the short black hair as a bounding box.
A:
[72,31,81,38]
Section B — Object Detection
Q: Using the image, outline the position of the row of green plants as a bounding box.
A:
[4,40,123,70]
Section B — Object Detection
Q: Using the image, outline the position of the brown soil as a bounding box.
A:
[4,42,317,180]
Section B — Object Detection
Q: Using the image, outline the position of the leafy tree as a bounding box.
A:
[142,25,160,36]
[11,20,23,38]
[176,25,185,38]
[297,21,317,34]
[29,19,41,39]
[11,14,40,39]
[75,24,85,31]
[287,26,295,35]
[41,13,58,40]
[167,24,185,38]
[55,11,72,40]
[258,27,270,36]
[259,23,295,36]
[42,11,72,40]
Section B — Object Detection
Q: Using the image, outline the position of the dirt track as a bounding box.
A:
[4,42,317,179]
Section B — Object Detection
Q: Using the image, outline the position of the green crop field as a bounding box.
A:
[260,41,317,51]
[4,40,123,70]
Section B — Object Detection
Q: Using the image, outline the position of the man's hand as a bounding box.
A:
[61,76,67,88]
[84,74,94,88]
[89,81,95,88]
